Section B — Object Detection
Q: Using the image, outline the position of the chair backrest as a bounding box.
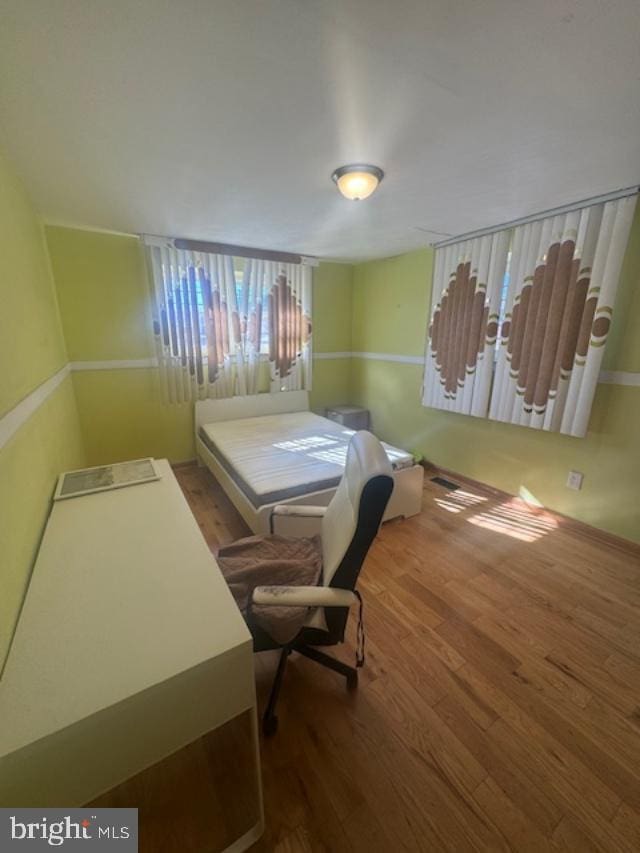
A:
[320,431,394,590]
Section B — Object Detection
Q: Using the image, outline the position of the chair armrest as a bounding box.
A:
[269,504,326,534]
[252,586,356,608]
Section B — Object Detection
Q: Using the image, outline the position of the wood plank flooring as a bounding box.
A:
[175,463,640,852]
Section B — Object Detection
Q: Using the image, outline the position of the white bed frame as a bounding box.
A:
[194,391,423,536]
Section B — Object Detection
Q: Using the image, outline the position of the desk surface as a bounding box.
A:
[0,459,250,759]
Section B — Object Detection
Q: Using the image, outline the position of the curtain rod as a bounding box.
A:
[432,184,639,249]
[172,237,318,266]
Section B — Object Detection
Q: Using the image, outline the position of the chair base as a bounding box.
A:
[261,644,358,736]
[262,647,290,736]
[295,644,359,689]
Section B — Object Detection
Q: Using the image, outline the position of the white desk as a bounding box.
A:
[0,460,263,852]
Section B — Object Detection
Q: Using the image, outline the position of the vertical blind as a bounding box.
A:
[268,262,313,393]
[424,195,636,436]
[147,241,312,403]
[423,230,510,417]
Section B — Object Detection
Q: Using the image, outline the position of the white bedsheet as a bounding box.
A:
[199,411,413,505]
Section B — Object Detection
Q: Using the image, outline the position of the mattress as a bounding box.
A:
[198,411,414,508]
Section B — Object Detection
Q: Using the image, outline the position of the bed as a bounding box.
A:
[195,391,423,535]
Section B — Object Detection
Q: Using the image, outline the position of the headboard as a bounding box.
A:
[195,391,310,433]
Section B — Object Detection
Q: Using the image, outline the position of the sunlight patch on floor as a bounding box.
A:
[468,498,558,542]
[433,489,488,514]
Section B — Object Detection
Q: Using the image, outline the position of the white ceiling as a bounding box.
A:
[1,0,639,261]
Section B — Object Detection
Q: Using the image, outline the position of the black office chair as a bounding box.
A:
[247,430,394,734]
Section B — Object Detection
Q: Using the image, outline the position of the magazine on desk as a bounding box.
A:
[54,458,161,501]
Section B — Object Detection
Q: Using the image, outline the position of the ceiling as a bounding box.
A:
[1,1,639,261]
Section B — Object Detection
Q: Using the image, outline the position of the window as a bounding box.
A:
[191,266,271,358]
[147,241,312,402]
[494,249,512,362]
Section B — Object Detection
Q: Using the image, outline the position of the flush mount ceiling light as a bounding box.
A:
[331,164,384,201]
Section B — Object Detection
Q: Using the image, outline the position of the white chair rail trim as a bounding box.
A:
[70,358,159,370]
[317,352,640,378]
[598,370,640,387]
[314,351,423,364]
[0,364,71,452]
[2,359,638,454]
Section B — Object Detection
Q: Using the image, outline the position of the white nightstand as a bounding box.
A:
[326,405,370,431]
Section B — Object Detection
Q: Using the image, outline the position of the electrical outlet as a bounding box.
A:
[566,470,584,491]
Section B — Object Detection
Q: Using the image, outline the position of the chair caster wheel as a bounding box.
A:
[263,714,278,736]
[346,671,358,690]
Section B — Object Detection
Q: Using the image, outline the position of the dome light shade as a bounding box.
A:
[331,164,384,201]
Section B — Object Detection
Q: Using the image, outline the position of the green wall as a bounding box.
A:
[311,261,353,413]
[45,226,194,464]
[350,213,640,543]
[45,226,355,464]
[71,369,195,465]
[352,250,430,358]
[51,229,153,362]
[0,160,68,415]
[0,152,85,668]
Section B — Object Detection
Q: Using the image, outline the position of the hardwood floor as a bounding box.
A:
[175,463,640,852]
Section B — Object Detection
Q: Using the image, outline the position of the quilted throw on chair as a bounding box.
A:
[217,534,322,644]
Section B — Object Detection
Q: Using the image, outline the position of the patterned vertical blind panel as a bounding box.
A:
[423,230,510,417]
[268,264,313,392]
[490,196,636,436]
[147,241,312,403]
